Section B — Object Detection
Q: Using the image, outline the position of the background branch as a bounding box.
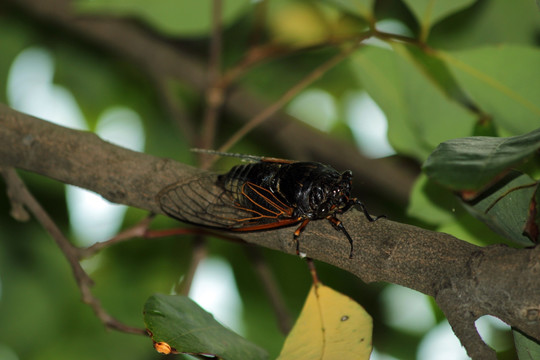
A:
[1,105,539,359]
[4,0,417,209]
[199,0,224,156]
[217,37,367,155]
[0,165,146,335]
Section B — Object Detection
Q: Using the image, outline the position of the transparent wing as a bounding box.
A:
[157,172,300,231]
[191,149,295,164]
[158,172,248,229]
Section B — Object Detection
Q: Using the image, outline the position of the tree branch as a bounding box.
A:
[3,0,417,208]
[0,164,146,335]
[217,37,368,155]
[1,104,539,359]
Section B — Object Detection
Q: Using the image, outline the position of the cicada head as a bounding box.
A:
[275,162,354,220]
[306,169,353,220]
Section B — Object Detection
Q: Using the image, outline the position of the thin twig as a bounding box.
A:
[185,0,225,297]
[1,166,30,221]
[151,74,196,145]
[217,37,369,154]
[220,30,374,90]
[199,0,225,166]
[373,30,420,46]
[305,258,320,285]
[145,227,244,243]
[79,214,156,258]
[81,215,244,259]
[0,167,146,336]
[245,247,293,334]
[175,236,208,296]
[208,0,223,88]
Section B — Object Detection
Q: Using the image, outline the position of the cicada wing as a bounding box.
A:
[238,182,294,219]
[158,172,254,229]
[158,173,300,231]
[191,149,296,164]
[191,149,264,163]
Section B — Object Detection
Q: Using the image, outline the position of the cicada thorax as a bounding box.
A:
[218,161,352,222]
[269,162,350,220]
[218,162,282,202]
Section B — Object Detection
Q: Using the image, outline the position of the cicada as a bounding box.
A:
[157,152,381,258]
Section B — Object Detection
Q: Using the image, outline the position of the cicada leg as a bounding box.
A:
[341,198,385,222]
[327,216,355,259]
[330,200,385,259]
[293,219,311,255]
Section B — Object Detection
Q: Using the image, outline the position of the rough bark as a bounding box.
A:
[1,104,539,360]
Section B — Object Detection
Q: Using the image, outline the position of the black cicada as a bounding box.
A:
[157,152,381,258]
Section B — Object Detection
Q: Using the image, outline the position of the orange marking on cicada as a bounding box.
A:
[292,219,311,255]
[293,219,311,237]
[230,217,303,231]
[260,157,296,164]
[226,183,294,224]
[241,182,293,217]
[230,204,274,222]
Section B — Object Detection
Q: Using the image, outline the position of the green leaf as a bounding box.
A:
[402,0,477,41]
[436,214,511,247]
[438,45,540,135]
[424,129,540,191]
[522,182,540,244]
[408,176,517,246]
[350,44,476,161]
[461,171,536,247]
[74,0,250,37]
[144,294,268,360]
[429,1,540,50]
[514,329,540,359]
[407,173,464,225]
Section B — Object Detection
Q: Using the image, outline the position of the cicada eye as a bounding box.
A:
[310,186,325,206]
[342,170,353,182]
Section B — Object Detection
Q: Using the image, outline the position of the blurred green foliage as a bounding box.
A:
[1,0,539,359]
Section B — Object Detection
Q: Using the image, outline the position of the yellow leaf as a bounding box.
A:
[278,283,372,360]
